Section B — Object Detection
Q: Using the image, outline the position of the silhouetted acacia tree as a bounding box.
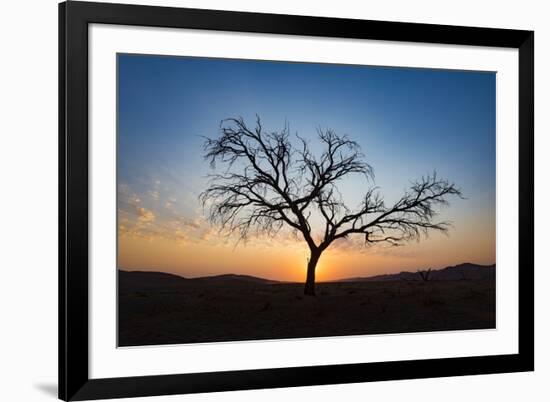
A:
[200,116,462,296]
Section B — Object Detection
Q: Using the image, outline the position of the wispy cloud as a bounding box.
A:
[137,207,155,223]
[183,218,202,229]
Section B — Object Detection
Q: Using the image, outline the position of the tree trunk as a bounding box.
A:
[304,249,321,296]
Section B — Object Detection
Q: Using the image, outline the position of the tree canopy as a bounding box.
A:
[200,116,462,295]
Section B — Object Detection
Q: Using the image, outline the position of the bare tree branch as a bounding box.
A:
[200,116,463,295]
[328,173,463,247]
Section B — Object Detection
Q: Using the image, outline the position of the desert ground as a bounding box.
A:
[118,264,495,346]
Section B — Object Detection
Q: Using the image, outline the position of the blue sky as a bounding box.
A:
[117,53,496,279]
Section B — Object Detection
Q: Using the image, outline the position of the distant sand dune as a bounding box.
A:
[118,263,496,347]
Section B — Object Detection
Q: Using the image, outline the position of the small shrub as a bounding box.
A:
[417,268,433,282]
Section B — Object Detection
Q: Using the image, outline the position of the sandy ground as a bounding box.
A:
[118,273,495,346]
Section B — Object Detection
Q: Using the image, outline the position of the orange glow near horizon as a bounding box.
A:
[117,210,496,282]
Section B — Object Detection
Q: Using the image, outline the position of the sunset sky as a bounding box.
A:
[117,54,496,282]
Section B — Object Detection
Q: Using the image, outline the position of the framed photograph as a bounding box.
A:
[59,1,534,400]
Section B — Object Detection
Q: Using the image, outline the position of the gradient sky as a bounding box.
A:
[117,53,496,282]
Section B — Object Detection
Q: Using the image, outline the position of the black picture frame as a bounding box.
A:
[59,1,534,400]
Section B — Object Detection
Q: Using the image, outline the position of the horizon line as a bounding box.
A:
[118,261,497,283]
